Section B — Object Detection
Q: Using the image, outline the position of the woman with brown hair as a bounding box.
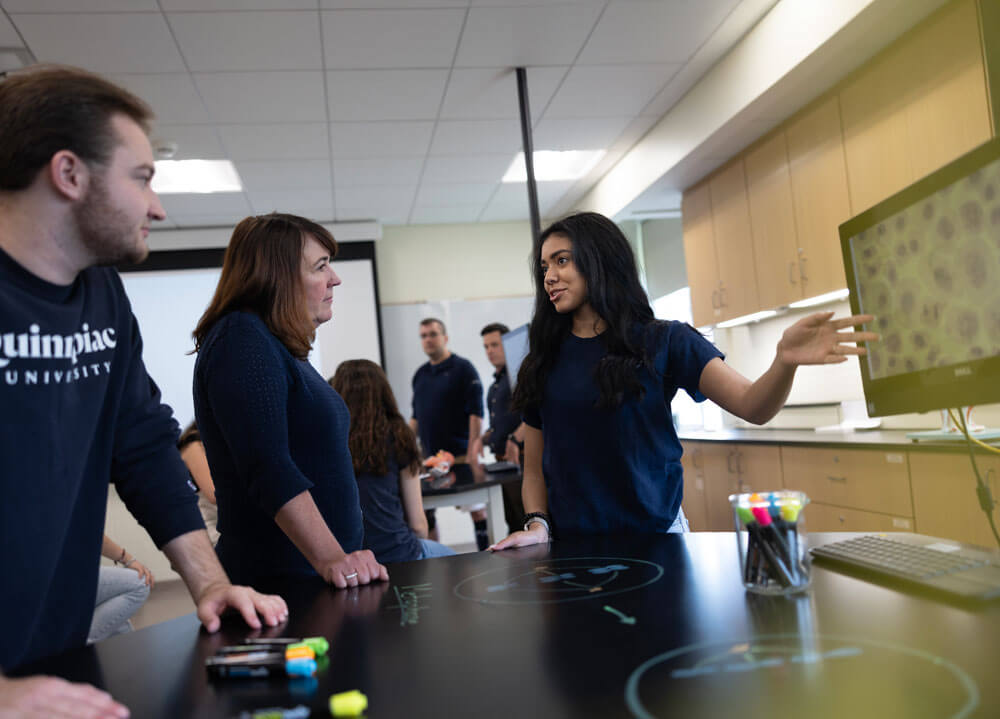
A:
[192,213,387,588]
[330,360,455,563]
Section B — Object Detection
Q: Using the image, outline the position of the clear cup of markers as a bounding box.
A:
[729,490,811,596]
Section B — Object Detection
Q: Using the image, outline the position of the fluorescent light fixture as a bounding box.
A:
[502,150,606,183]
[715,309,779,329]
[152,160,243,194]
[788,288,850,309]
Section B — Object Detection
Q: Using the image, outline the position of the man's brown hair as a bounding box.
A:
[0,64,153,191]
[193,213,338,360]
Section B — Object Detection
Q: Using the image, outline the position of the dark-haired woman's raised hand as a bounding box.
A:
[776,311,878,366]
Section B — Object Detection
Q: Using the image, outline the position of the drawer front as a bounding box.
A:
[806,502,914,533]
[781,446,911,516]
[910,452,1000,548]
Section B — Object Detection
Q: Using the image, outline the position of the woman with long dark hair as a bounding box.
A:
[330,360,455,562]
[192,213,387,588]
[490,212,876,548]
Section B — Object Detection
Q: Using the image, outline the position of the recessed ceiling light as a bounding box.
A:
[502,150,606,183]
[152,160,243,194]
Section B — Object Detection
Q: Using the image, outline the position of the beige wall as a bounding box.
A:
[377,221,535,305]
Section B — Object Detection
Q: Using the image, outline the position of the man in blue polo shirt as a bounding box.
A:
[409,318,487,549]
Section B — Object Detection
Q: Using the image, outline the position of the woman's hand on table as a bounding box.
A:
[325,550,389,589]
[487,524,549,552]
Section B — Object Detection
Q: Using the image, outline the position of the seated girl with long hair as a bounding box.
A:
[330,360,455,563]
[490,212,877,549]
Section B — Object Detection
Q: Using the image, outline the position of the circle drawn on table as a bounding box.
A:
[624,633,979,719]
[453,557,664,605]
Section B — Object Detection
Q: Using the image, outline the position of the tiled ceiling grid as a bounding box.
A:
[0,0,774,229]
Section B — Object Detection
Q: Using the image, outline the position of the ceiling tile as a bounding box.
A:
[579,0,742,65]
[422,154,511,184]
[161,0,316,9]
[329,122,434,158]
[3,0,158,10]
[195,71,328,123]
[11,13,186,73]
[455,2,602,67]
[440,67,566,121]
[334,157,424,187]
[544,64,679,118]
[322,0,467,6]
[531,116,633,151]
[488,180,574,209]
[235,160,332,192]
[161,192,252,217]
[410,206,483,224]
[415,182,496,207]
[321,9,464,69]
[0,13,21,45]
[149,124,226,159]
[218,123,329,160]
[168,11,322,72]
[429,119,521,156]
[326,70,448,121]
[110,73,211,124]
[478,202,526,223]
[335,185,416,208]
[246,189,334,218]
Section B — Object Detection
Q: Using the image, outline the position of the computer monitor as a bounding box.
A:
[501,323,530,391]
[839,135,1000,418]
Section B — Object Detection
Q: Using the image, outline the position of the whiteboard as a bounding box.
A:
[380,296,535,431]
[121,250,381,430]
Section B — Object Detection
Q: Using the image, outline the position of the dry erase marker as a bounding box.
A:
[238,705,310,719]
[246,636,330,656]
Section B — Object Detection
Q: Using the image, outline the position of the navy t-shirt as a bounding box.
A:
[411,353,483,457]
[486,366,520,456]
[194,312,363,585]
[523,321,723,535]
[355,451,423,564]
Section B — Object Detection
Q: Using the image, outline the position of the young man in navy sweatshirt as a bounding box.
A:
[0,65,288,718]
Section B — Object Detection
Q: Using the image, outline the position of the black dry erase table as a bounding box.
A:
[15,533,1000,718]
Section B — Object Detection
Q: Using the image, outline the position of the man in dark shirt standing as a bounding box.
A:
[472,323,525,534]
[409,318,488,549]
[0,65,287,717]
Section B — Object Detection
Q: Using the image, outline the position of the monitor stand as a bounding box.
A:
[907,409,1000,442]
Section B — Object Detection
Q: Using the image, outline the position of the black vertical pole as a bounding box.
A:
[516,67,541,245]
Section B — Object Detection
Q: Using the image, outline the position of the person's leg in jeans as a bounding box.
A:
[88,566,150,643]
[418,538,456,558]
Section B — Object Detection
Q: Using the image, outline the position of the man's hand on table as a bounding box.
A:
[195,583,289,633]
[0,674,129,719]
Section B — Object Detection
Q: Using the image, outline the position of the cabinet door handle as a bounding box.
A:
[727,451,736,474]
[799,256,808,283]
[711,290,719,309]
[692,449,702,469]
[737,452,745,475]
[788,261,797,286]
[719,286,728,307]
[827,475,847,482]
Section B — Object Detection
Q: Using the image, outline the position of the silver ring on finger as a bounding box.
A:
[344,572,358,580]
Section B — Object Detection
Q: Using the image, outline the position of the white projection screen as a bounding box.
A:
[120,242,383,430]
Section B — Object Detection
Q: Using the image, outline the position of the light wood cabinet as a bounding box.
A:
[745,130,801,309]
[708,159,760,322]
[681,181,721,328]
[806,503,914,533]
[909,452,1000,548]
[679,442,709,531]
[692,442,782,531]
[780,446,912,517]
[785,95,851,297]
[840,0,990,213]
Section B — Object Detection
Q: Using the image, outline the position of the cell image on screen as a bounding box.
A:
[848,154,1000,381]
